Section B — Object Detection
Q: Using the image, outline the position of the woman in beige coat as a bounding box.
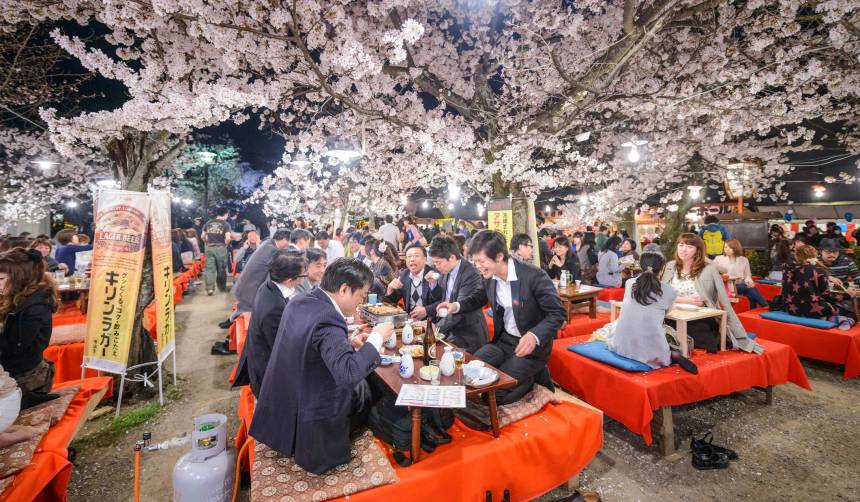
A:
[662,233,764,354]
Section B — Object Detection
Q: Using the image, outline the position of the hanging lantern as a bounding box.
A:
[845,212,853,222]
[723,162,758,200]
[812,185,826,198]
[687,185,704,200]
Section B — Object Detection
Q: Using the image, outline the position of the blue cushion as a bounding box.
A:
[760,311,837,329]
[567,341,653,372]
[755,279,781,285]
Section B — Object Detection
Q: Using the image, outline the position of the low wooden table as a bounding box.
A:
[610,301,727,357]
[372,340,516,463]
[58,285,90,314]
[558,284,601,319]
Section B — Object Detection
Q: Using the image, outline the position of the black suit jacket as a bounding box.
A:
[250,287,380,474]
[457,259,566,362]
[426,260,489,353]
[232,279,289,396]
[383,265,437,312]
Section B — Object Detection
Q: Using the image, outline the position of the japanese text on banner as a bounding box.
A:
[487,198,514,247]
[84,190,150,374]
[149,190,175,362]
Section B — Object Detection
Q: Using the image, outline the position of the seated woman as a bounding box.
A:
[596,236,623,287]
[769,238,792,281]
[607,253,697,373]
[29,239,66,274]
[662,233,763,354]
[0,248,60,401]
[783,245,851,318]
[364,237,399,296]
[547,236,581,281]
[714,239,768,309]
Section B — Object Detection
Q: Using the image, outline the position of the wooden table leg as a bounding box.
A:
[677,320,689,358]
[654,406,675,456]
[410,407,422,462]
[589,297,597,319]
[487,390,501,438]
[80,291,88,315]
[755,385,774,405]
[719,312,727,352]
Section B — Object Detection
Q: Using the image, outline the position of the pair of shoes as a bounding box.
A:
[218,319,232,329]
[691,431,738,460]
[210,341,236,356]
[692,445,730,470]
[207,290,214,296]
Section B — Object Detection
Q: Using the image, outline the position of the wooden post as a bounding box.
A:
[655,406,676,456]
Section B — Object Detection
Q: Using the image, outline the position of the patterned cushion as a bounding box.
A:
[0,404,52,479]
[251,431,398,501]
[496,385,562,427]
[30,386,79,426]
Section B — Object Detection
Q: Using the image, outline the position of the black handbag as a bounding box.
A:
[367,394,453,466]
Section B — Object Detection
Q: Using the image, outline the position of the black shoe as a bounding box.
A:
[691,431,738,460]
[211,341,236,356]
[218,319,232,329]
[692,445,730,470]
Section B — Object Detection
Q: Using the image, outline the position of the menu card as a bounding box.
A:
[395,384,466,408]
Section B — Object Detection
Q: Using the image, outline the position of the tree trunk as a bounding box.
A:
[492,175,537,250]
[104,129,185,395]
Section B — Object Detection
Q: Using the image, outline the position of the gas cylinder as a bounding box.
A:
[172,413,236,502]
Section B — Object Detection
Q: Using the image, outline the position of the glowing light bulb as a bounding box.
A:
[421,200,429,209]
[66,200,78,208]
[688,185,703,199]
[627,147,640,163]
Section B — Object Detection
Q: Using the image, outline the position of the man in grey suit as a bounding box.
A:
[294,247,327,294]
[212,229,291,355]
[426,236,489,354]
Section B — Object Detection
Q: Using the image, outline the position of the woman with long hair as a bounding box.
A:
[0,248,60,397]
[364,237,398,294]
[547,236,581,280]
[714,239,768,308]
[596,236,623,287]
[769,238,792,281]
[608,253,697,373]
[662,233,763,354]
[782,245,846,319]
[577,231,599,284]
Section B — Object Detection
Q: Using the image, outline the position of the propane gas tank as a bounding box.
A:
[173,413,236,502]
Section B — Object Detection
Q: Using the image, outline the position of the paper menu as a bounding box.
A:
[395,384,466,408]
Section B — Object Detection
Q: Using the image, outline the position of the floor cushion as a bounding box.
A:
[568,341,653,372]
[251,431,398,501]
[760,311,838,330]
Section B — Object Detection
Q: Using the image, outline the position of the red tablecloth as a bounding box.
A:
[739,309,860,379]
[43,342,107,393]
[597,287,624,303]
[0,377,112,502]
[52,309,88,327]
[559,313,610,338]
[229,312,251,383]
[756,283,781,301]
[249,401,603,502]
[548,336,810,444]
[236,386,255,473]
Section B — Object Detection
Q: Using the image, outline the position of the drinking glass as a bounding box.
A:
[453,351,465,385]
[429,360,440,386]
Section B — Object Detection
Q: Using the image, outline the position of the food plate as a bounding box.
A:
[674,303,701,312]
[399,345,424,358]
[380,355,393,366]
[464,368,499,388]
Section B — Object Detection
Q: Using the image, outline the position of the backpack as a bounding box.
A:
[367,394,453,466]
[702,228,725,256]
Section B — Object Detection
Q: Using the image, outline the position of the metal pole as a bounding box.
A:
[203,162,210,217]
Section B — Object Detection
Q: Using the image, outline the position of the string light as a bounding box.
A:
[688,185,703,199]
[545,204,552,213]
[447,183,460,200]
[65,200,78,208]
[421,200,429,209]
[812,185,826,198]
[477,203,485,216]
[32,160,58,170]
[621,139,648,163]
[447,203,454,210]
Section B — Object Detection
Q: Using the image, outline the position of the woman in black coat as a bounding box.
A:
[0,248,59,395]
[547,236,581,280]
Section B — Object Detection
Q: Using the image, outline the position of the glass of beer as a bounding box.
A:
[453,351,465,385]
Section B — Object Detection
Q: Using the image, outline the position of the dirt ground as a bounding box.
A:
[67,286,860,501]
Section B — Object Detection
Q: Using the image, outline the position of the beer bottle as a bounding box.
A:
[422,322,432,366]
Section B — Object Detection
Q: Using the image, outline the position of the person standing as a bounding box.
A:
[202,208,234,295]
[377,215,400,249]
[250,259,394,474]
[437,231,566,404]
[53,229,92,275]
[699,215,730,259]
[595,225,609,251]
[233,253,307,396]
[426,236,489,353]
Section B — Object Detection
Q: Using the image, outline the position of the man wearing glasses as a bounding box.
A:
[510,233,535,263]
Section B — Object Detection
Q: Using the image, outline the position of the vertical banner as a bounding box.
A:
[84,190,151,374]
[149,190,175,363]
[488,198,514,247]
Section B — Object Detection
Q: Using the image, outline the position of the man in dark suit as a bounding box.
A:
[438,230,565,404]
[232,253,307,396]
[250,259,394,474]
[383,244,437,320]
[212,229,292,355]
[426,236,489,353]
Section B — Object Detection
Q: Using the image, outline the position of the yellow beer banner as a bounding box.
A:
[84,190,151,374]
[149,190,175,363]
[488,198,514,247]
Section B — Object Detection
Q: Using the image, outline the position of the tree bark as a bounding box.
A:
[103,129,185,395]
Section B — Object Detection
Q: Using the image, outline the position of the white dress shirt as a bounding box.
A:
[274,282,296,300]
[322,290,382,351]
[317,240,345,262]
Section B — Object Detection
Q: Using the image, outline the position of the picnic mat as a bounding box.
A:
[248,400,602,502]
[548,336,810,445]
[739,309,860,379]
[0,377,112,502]
[43,342,106,391]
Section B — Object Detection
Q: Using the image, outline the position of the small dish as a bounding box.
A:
[675,304,700,312]
[380,355,393,366]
